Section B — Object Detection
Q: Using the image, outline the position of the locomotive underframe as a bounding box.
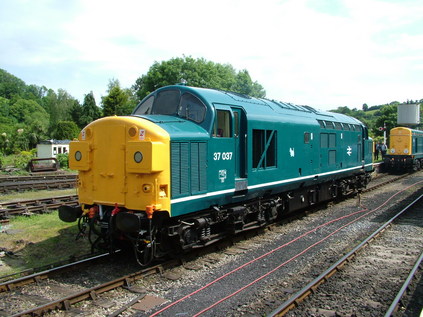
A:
[66,171,371,265]
[384,155,423,171]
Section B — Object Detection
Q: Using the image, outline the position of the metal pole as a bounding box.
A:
[383,122,387,145]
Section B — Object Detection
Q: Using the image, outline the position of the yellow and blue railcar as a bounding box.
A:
[60,85,373,265]
[384,127,423,171]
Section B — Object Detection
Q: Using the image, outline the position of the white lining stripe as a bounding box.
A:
[171,164,373,204]
[171,188,235,204]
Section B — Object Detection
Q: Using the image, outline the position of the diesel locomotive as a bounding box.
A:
[384,127,423,171]
[59,85,373,265]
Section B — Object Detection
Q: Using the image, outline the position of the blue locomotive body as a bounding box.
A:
[61,85,373,265]
[131,86,373,217]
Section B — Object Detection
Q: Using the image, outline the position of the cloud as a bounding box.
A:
[0,0,422,110]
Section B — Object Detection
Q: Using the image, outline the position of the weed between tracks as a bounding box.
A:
[0,210,91,276]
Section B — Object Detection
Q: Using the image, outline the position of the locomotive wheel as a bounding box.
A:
[88,215,102,245]
[134,239,155,266]
[76,215,89,240]
[87,215,111,252]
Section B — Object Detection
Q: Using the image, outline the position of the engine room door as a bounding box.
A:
[232,108,247,190]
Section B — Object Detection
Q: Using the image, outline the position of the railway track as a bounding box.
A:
[0,174,77,193]
[386,251,423,317]
[0,253,111,292]
[0,174,77,183]
[0,195,78,219]
[0,172,421,316]
[269,194,423,316]
[364,172,410,192]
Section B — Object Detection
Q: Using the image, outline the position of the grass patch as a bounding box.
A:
[0,210,91,276]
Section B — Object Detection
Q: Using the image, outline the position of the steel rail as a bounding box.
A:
[0,195,78,218]
[0,224,262,294]
[0,252,110,293]
[3,173,416,315]
[0,179,77,193]
[10,259,180,317]
[0,174,77,183]
[3,230,264,315]
[363,173,409,193]
[384,250,423,317]
[0,194,77,208]
[268,194,423,317]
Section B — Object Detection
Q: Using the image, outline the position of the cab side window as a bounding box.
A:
[213,110,231,138]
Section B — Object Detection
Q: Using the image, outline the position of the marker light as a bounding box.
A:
[75,151,82,161]
[134,151,143,163]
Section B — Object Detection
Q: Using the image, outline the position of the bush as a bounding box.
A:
[13,151,35,169]
[56,153,69,169]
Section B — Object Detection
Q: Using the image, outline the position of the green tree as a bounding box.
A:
[331,106,352,116]
[0,96,10,119]
[9,99,49,125]
[102,80,134,116]
[53,121,80,140]
[27,118,49,149]
[232,69,265,97]
[331,106,371,127]
[371,104,398,138]
[79,92,102,127]
[69,100,83,128]
[0,68,26,100]
[6,99,50,151]
[0,97,13,153]
[41,89,78,134]
[25,84,47,102]
[133,56,266,102]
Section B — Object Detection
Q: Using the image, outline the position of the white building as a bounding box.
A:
[37,140,70,158]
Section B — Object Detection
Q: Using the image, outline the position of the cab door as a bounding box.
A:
[210,106,248,193]
[210,108,236,191]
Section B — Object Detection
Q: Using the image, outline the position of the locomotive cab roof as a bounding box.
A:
[132,85,368,134]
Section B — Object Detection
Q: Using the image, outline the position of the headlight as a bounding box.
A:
[128,126,137,138]
[404,149,409,154]
[134,151,143,163]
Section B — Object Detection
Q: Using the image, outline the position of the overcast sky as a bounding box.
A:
[0,0,422,111]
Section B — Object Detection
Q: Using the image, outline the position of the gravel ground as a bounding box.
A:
[281,192,423,317]
[2,171,422,317]
[0,254,141,316]
[125,171,423,317]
